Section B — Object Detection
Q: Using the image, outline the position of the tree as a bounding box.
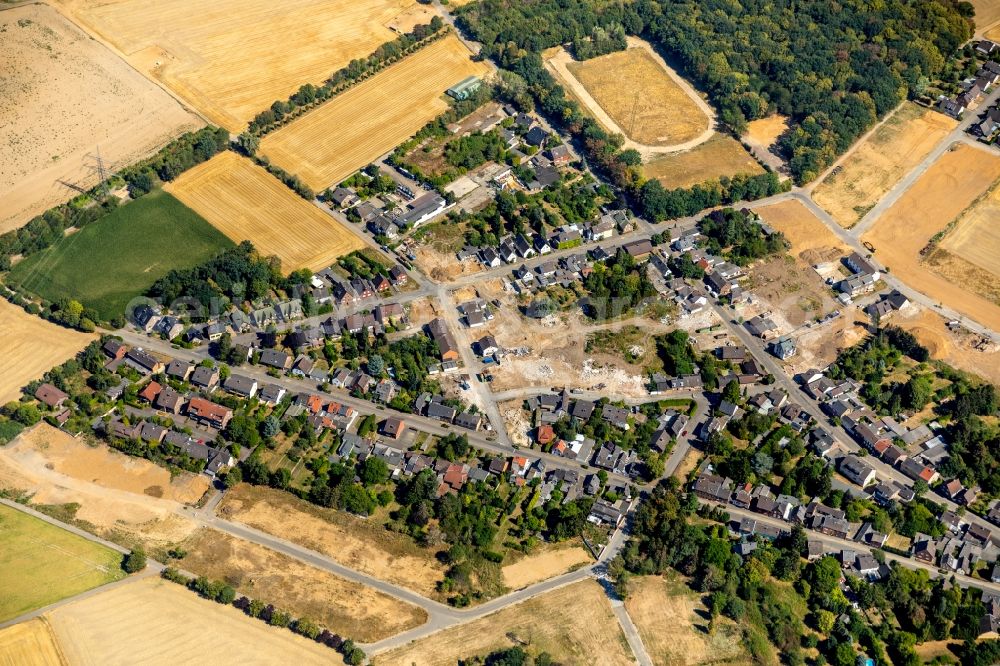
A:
[261,415,281,439]
[123,548,147,573]
[722,379,741,404]
[237,132,259,156]
[360,456,390,486]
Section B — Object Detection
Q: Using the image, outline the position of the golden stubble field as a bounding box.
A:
[52,0,428,132]
[642,134,764,189]
[165,151,364,271]
[0,4,201,233]
[260,34,489,191]
[625,575,749,666]
[46,577,343,665]
[812,102,956,228]
[219,484,448,599]
[556,38,712,148]
[927,182,1000,308]
[0,300,95,405]
[862,143,1000,332]
[374,580,635,666]
[179,527,427,642]
[0,619,67,666]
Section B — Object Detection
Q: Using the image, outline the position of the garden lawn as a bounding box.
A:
[10,190,232,321]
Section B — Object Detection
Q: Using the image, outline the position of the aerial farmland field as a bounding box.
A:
[46,578,341,665]
[0,619,67,666]
[548,37,712,150]
[812,102,956,228]
[0,4,201,233]
[259,33,489,191]
[9,189,233,321]
[862,143,1000,331]
[52,0,429,132]
[165,152,364,271]
[0,503,125,622]
[0,300,94,405]
[641,134,764,190]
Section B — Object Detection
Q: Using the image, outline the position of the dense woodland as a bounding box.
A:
[697,208,789,265]
[459,0,972,183]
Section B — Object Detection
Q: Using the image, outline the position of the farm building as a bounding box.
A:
[447,76,482,101]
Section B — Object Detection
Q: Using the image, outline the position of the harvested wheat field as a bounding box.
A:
[260,34,489,191]
[812,102,956,228]
[0,619,66,666]
[501,541,592,590]
[0,4,201,234]
[552,37,712,149]
[53,0,424,132]
[625,575,748,666]
[178,528,427,643]
[219,484,447,598]
[977,0,1000,32]
[925,181,1000,307]
[166,151,363,271]
[642,134,764,190]
[0,300,94,405]
[375,580,634,666]
[753,199,849,259]
[47,577,342,665]
[897,308,1000,386]
[744,115,789,149]
[0,425,201,550]
[862,143,1000,332]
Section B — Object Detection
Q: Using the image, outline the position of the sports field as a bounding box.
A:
[259,34,489,191]
[0,300,94,406]
[642,134,764,189]
[0,619,66,666]
[46,578,340,665]
[0,503,124,622]
[862,143,1000,332]
[0,4,201,233]
[812,102,956,228]
[10,190,231,321]
[166,152,363,271]
[53,0,424,132]
[375,580,634,666]
[560,38,711,148]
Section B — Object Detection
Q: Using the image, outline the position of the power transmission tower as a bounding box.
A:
[93,145,110,200]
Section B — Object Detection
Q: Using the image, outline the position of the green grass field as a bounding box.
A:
[0,503,126,621]
[10,190,233,321]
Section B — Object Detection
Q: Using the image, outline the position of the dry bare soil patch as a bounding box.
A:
[0,5,201,233]
[642,134,764,190]
[0,503,124,622]
[561,39,711,147]
[744,115,789,149]
[166,151,363,271]
[178,528,427,642]
[862,143,1000,332]
[0,300,95,405]
[53,0,423,132]
[47,577,342,665]
[753,199,848,258]
[0,424,203,549]
[374,580,634,666]
[501,540,592,590]
[218,484,447,598]
[812,102,956,228]
[897,308,1000,386]
[260,34,489,191]
[0,619,67,666]
[625,575,749,666]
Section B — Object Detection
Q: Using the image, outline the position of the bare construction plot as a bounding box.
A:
[547,37,713,153]
[0,4,201,233]
[52,0,425,132]
[862,143,1000,332]
[165,151,364,271]
[812,102,956,228]
[927,182,1000,308]
[0,300,95,405]
[375,580,634,666]
[46,577,341,665]
[259,34,489,191]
